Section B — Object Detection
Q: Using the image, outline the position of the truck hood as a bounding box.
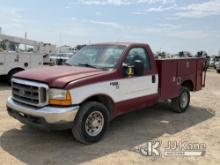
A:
[14,66,105,88]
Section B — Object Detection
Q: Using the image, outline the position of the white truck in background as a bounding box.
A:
[0,52,44,83]
[0,32,56,83]
[214,56,220,73]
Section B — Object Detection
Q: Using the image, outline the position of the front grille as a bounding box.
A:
[12,79,49,107]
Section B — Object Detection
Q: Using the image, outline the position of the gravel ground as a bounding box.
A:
[0,71,220,165]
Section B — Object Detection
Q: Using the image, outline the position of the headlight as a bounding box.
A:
[49,89,72,106]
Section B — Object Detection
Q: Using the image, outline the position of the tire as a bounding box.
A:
[72,101,110,144]
[171,87,190,113]
[217,70,220,74]
[7,69,22,85]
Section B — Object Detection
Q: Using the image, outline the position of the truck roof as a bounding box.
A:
[90,42,149,47]
[156,57,204,61]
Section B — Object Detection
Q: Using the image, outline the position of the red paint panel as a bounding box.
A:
[156,58,204,100]
[195,59,204,91]
[177,59,197,76]
[113,94,158,118]
[14,66,105,88]
[156,59,180,100]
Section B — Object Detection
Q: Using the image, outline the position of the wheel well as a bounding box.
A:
[181,80,194,91]
[7,67,24,76]
[83,95,114,118]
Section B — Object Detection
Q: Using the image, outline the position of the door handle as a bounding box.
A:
[152,75,156,83]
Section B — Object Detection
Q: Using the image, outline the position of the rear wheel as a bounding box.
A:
[171,87,190,113]
[72,101,110,144]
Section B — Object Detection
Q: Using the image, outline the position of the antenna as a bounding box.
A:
[25,32,27,51]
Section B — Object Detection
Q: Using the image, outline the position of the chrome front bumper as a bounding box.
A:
[6,96,79,130]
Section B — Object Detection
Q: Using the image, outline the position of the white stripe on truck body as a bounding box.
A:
[70,75,158,104]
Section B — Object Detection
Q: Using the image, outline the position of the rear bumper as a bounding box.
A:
[6,96,79,130]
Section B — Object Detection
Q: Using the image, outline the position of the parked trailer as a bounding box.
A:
[6,42,206,144]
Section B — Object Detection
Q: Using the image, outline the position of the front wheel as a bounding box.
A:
[72,101,110,144]
[171,87,190,113]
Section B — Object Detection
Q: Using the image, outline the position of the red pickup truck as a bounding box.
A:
[6,43,205,144]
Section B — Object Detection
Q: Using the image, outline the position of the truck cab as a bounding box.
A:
[6,42,205,144]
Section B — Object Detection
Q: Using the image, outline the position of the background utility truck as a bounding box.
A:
[0,33,56,83]
[7,43,206,144]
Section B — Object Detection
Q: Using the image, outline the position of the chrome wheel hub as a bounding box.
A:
[85,111,104,136]
[180,92,188,109]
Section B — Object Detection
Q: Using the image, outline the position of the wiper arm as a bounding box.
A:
[78,63,98,68]
[64,62,72,66]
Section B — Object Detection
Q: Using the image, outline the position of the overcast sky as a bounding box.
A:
[0,0,220,55]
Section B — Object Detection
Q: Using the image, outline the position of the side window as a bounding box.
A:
[125,47,151,69]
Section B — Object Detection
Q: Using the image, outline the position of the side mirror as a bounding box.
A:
[122,60,144,77]
[122,63,134,77]
[134,60,144,76]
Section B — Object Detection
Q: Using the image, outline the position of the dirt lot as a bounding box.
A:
[0,71,220,165]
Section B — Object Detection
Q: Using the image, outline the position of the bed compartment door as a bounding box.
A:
[158,60,180,100]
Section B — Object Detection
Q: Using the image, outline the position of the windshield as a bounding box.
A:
[66,45,126,69]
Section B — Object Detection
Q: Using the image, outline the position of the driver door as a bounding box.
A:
[117,47,158,113]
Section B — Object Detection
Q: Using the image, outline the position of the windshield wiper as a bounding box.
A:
[64,62,72,66]
[77,63,98,69]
